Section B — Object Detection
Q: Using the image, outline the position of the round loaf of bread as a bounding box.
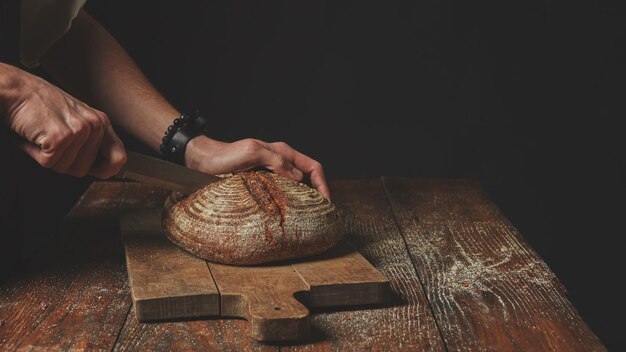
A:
[162,171,344,265]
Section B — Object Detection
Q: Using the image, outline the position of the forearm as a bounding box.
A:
[32,10,330,197]
[39,10,178,151]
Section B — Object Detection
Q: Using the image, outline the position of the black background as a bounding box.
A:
[84,0,623,348]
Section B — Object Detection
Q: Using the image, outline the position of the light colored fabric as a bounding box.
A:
[20,0,86,68]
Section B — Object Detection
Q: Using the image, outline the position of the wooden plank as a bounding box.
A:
[382,178,606,351]
[113,306,277,352]
[292,240,390,307]
[208,262,310,342]
[0,182,169,351]
[282,180,446,351]
[121,208,220,321]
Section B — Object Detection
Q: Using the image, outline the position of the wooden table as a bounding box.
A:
[0,179,605,351]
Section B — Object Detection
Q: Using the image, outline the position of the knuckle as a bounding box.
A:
[88,113,105,129]
[96,110,109,120]
[240,139,261,153]
[75,119,92,135]
[97,111,110,126]
[51,130,72,149]
[275,154,289,168]
[242,138,261,145]
[274,141,290,149]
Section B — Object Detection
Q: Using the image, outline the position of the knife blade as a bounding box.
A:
[116,151,221,194]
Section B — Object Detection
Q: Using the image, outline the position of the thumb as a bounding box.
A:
[88,125,127,179]
[16,139,62,169]
[17,140,42,163]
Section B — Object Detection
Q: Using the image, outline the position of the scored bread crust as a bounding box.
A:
[162,171,344,265]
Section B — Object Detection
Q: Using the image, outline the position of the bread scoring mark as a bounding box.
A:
[241,172,287,244]
[255,172,287,227]
[257,172,289,245]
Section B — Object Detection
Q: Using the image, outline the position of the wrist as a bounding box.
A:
[185,136,222,170]
[149,109,180,150]
[159,111,211,165]
[0,63,22,119]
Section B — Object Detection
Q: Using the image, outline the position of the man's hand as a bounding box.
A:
[25,10,329,195]
[0,63,126,178]
[186,136,331,200]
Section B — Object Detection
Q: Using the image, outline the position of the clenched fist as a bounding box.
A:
[0,63,126,178]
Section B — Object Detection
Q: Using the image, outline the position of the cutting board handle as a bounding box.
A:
[220,286,310,341]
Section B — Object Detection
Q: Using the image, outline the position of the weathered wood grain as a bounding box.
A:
[292,240,390,308]
[3,179,602,351]
[113,306,277,352]
[0,182,169,351]
[282,180,446,351]
[122,208,220,321]
[382,178,606,351]
[209,262,310,342]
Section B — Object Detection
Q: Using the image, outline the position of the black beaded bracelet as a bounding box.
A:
[159,111,209,165]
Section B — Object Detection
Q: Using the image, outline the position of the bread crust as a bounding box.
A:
[162,171,344,265]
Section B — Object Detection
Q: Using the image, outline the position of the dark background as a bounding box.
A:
[84,0,623,348]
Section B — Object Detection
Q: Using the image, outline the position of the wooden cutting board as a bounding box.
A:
[121,208,390,342]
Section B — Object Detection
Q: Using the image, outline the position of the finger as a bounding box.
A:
[309,164,331,200]
[262,142,307,181]
[17,141,47,165]
[88,124,127,179]
[51,126,90,174]
[66,117,105,177]
[17,127,72,169]
[254,146,303,181]
[265,142,330,199]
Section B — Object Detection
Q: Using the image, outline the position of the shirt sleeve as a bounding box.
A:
[20,0,87,68]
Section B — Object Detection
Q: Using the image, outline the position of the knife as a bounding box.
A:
[116,151,221,194]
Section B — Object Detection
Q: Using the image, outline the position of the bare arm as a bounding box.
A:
[39,10,330,198]
[39,10,176,149]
